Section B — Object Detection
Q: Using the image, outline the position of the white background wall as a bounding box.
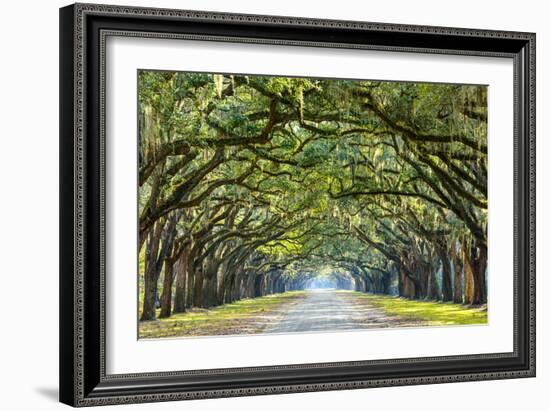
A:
[0,0,546,409]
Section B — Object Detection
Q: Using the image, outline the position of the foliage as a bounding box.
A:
[137,70,489,325]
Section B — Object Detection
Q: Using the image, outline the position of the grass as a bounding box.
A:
[345,291,487,326]
[139,291,306,338]
[140,289,488,339]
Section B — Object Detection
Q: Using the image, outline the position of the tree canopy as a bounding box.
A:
[137,70,488,321]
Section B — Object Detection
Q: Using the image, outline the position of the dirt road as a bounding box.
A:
[265,289,422,333]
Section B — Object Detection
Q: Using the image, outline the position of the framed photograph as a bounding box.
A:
[59,3,535,407]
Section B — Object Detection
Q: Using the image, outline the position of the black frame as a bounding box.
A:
[60,3,536,407]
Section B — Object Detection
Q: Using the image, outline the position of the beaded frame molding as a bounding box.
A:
[59,3,536,407]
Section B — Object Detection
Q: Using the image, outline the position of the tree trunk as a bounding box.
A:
[471,242,488,305]
[201,258,220,308]
[354,277,363,292]
[427,266,440,300]
[397,262,404,296]
[140,220,164,321]
[218,273,229,305]
[202,277,217,307]
[435,239,453,301]
[143,214,178,320]
[462,239,475,304]
[159,259,175,318]
[451,243,463,303]
[399,250,417,298]
[193,265,204,308]
[254,275,265,297]
[276,278,284,293]
[224,273,236,303]
[400,266,416,298]
[185,257,195,308]
[232,268,244,301]
[266,273,274,295]
[417,262,429,299]
[202,262,219,308]
[382,270,392,294]
[173,250,188,313]
[244,274,254,298]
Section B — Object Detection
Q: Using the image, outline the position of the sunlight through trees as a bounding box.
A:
[137,71,488,322]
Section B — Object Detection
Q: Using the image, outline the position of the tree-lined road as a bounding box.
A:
[139,289,487,338]
[266,289,423,333]
[138,72,489,329]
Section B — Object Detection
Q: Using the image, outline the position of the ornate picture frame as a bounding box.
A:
[59,3,535,406]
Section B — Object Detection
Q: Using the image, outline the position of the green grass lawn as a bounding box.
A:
[139,291,306,338]
[346,291,487,325]
[140,290,487,339]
